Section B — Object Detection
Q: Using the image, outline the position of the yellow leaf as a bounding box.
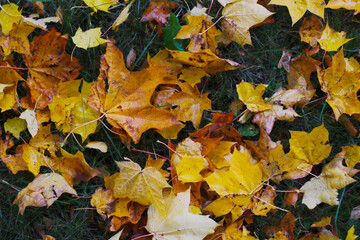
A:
[222,0,273,46]
[0,22,35,56]
[222,225,258,240]
[207,141,235,169]
[205,148,263,196]
[179,67,209,87]
[251,186,277,216]
[301,152,358,209]
[317,48,360,120]
[145,188,218,240]
[343,145,360,168]
[177,155,205,183]
[236,81,271,112]
[112,0,134,31]
[286,123,332,165]
[83,0,118,13]
[72,27,107,50]
[0,3,22,35]
[4,117,26,139]
[311,216,332,227]
[317,23,353,51]
[14,173,77,215]
[269,0,325,25]
[299,15,324,47]
[90,187,116,219]
[205,194,252,220]
[169,49,241,75]
[105,160,171,215]
[20,109,39,137]
[327,0,360,13]
[346,226,358,240]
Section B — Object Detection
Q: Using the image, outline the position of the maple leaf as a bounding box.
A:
[83,0,118,13]
[251,186,277,216]
[269,0,325,25]
[301,152,359,209]
[179,67,209,87]
[49,80,100,141]
[23,28,82,109]
[87,42,183,143]
[91,187,118,220]
[105,160,171,215]
[236,81,271,112]
[221,0,273,46]
[0,3,23,35]
[317,48,360,120]
[205,148,263,196]
[1,125,60,176]
[223,225,258,240]
[326,0,360,14]
[145,188,218,240]
[0,22,35,56]
[13,173,77,215]
[317,23,353,51]
[175,14,223,52]
[299,15,324,47]
[343,145,360,168]
[72,27,107,50]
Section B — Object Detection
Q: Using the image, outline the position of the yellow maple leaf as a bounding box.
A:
[270,0,325,25]
[0,3,23,35]
[317,48,360,120]
[327,0,360,14]
[205,148,263,196]
[236,81,271,112]
[72,27,107,50]
[223,225,258,240]
[175,14,223,52]
[14,173,77,215]
[105,160,171,215]
[179,67,209,87]
[346,226,358,240]
[301,152,359,209]
[145,188,218,239]
[222,0,273,46]
[177,155,205,183]
[0,22,35,56]
[205,194,252,220]
[83,0,118,13]
[286,123,332,165]
[317,23,353,51]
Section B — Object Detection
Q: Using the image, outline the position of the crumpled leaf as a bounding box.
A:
[205,148,263,196]
[83,0,118,13]
[141,0,178,26]
[87,43,183,143]
[145,188,218,240]
[299,15,324,47]
[317,48,360,120]
[13,173,77,215]
[105,160,171,215]
[317,23,353,52]
[269,0,325,25]
[301,152,359,209]
[169,49,242,75]
[23,28,82,109]
[72,27,107,50]
[221,0,273,46]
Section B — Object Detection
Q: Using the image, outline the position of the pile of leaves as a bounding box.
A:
[1,0,360,239]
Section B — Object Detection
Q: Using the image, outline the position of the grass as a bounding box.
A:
[1,0,360,239]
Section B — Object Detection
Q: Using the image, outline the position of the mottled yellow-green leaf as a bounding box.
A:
[4,117,26,139]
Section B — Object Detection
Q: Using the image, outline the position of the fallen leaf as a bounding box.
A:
[72,27,107,50]
[269,0,325,25]
[112,0,134,31]
[20,109,39,137]
[141,0,178,26]
[4,117,26,139]
[326,0,360,13]
[145,188,218,240]
[221,0,273,46]
[83,0,119,13]
[236,81,271,112]
[317,48,360,120]
[251,186,277,216]
[14,173,77,215]
[310,216,332,227]
[346,226,358,240]
[299,15,324,47]
[179,67,209,87]
[85,141,108,153]
[317,23,353,51]
[105,160,171,215]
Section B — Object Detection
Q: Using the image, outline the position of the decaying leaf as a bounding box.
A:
[14,173,77,215]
